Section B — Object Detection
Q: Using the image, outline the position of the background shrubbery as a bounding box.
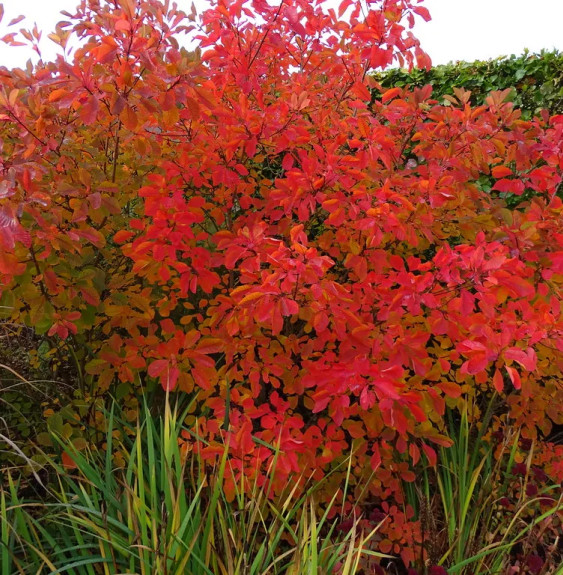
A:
[376,50,563,118]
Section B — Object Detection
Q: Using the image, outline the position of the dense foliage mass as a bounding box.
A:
[376,50,563,119]
[1,0,563,568]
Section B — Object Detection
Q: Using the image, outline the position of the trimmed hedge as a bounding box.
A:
[375,50,563,118]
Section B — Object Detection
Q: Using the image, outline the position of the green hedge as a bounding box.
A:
[375,50,563,118]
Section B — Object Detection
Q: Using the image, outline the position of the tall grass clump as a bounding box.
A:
[1,397,387,575]
[403,399,563,574]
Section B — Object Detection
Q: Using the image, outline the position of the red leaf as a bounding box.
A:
[493,369,504,393]
[413,6,432,22]
[285,7,306,36]
[351,81,371,101]
[163,366,179,391]
[492,179,525,195]
[148,359,168,378]
[401,470,416,482]
[114,19,130,31]
[192,367,212,390]
[313,311,329,332]
[280,297,298,316]
[371,444,381,470]
[504,347,537,372]
[79,95,99,125]
[460,353,488,375]
[375,379,401,400]
[338,0,353,18]
[505,366,521,390]
[282,154,294,171]
[409,443,420,465]
[422,444,437,466]
[460,290,474,315]
[498,275,535,298]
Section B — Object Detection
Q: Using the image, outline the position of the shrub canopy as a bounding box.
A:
[1,0,563,562]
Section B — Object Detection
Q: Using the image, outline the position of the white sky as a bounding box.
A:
[0,0,562,69]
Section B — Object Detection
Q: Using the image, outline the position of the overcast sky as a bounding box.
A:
[1,0,562,69]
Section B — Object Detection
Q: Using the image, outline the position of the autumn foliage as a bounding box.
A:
[1,0,563,564]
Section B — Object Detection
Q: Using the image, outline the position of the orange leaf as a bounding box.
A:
[492,166,513,178]
[427,434,453,448]
[437,381,462,398]
[48,88,68,102]
[62,451,77,470]
[238,291,265,306]
[186,96,200,120]
[120,106,138,131]
[196,338,224,354]
[379,539,393,554]
[351,81,371,101]
[381,87,401,103]
[114,230,135,243]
